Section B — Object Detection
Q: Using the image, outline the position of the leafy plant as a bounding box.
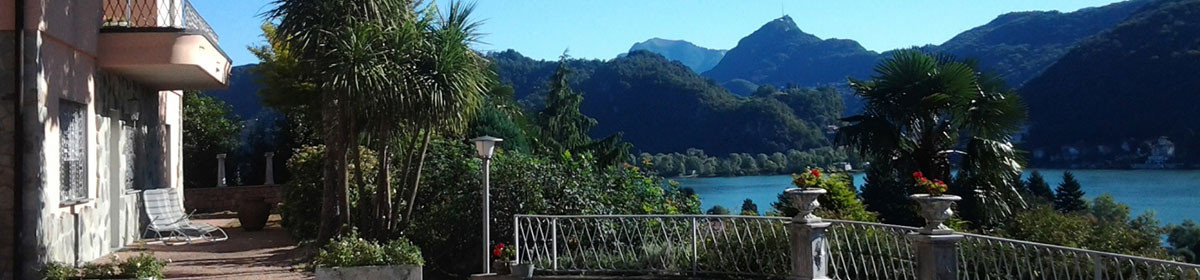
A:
[314,230,424,268]
[118,253,167,279]
[40,252,166,280]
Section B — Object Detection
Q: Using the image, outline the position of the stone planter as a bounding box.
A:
[316,265,422,280]
[237,196,271,231]
[511,263,534,278]
[909,194,961,235]
[785,188,827,223]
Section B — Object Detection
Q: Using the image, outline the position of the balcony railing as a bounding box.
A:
[513,214,1200,279]
[101,0,218,44]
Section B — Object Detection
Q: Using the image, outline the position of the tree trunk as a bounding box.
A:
[403,131,434,227]
[391,130,420,230]
[374,127,392,238]
[317,96,341,243]
[336,108,352,234]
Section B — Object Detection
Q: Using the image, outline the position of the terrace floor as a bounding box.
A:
[104,214,313,279]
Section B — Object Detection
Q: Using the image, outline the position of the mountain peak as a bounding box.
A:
[627,38,727,73]
[747,15,819,44]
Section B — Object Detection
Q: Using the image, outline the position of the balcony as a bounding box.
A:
[97,0,231,90]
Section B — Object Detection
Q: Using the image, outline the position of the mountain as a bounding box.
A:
[202,64,269,120]
[930,0,1148,88]
[487,50,605,110]
[1020,0,1200,154]
[702,16,880,88]
[626,38,726,73]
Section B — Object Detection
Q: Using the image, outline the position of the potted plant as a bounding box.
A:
[314,231,424,280]
[908,171,960,235]
[492,243,534,278]
[785,169,827,223]
[41,252,167,280]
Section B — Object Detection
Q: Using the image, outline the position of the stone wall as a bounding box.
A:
[1,30,18,280]
[184,185,284,214]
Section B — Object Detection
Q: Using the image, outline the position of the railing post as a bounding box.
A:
[514,215,521,264]
[908,194,965,280]
[691,217,699,275]
[551,217,558,270]
[1093,255,1104,280]
[786,188,832,280]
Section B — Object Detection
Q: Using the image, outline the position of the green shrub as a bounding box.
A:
[315,230,424,268]
[41,252,166,280]
[281,145,377,239]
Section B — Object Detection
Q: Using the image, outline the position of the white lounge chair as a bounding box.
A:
[142,188,228,244]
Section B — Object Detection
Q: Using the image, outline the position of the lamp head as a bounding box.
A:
[470,136,503,159]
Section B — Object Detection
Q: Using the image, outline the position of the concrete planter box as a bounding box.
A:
[316,265,422,280]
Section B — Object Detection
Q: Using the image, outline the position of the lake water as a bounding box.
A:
[675,169,1200,225]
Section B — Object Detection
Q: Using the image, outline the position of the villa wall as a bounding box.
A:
[184,185,284,214]
[1,30,18,280]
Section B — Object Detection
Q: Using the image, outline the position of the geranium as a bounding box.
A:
[913,171,948,196]
[792,169,826,190]
[493,243,515,262]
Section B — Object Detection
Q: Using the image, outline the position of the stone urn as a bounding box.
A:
[909,194,961,235]
[785,187,827,223]
[237,195,271,231]
[511,262,534,278]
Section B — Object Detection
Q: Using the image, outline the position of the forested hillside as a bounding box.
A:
[701,16,879,88]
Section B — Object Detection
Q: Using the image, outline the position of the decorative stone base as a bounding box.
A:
[316,265,422,280]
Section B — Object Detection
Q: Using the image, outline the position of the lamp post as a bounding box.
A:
[471,136,502,274]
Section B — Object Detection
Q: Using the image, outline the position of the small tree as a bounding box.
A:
[740,199,759,215]
[182,92,242,188]
[1167,219,1200,264]
[1054,172,1088,212]
[706,205,731,215]
[1090,194,1130,223]
[1025,170,1055,203]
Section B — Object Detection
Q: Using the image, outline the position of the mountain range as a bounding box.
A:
[209,0,1200,159]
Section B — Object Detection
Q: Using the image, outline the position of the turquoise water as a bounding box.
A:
[674,169,1200,225]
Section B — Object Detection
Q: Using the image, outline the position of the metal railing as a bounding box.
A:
[513,214,1200,279]
[958,233,1200,280]
[102,0,218,43]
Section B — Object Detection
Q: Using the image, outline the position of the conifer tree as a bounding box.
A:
[740,199,759,215]
[1054,172,1088,212]
[1025,170,1055,202]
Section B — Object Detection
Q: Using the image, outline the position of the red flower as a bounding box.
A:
[912,171,924,180]
[810,169,821,177]
[933,179,945,185]
[493,248,502,257]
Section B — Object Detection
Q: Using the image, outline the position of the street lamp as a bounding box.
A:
[471,136,502,274]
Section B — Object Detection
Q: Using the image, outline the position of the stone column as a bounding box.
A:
[908,233,963,280]
[789,220,832,280]
[264,152,275,185]
[216,153,227,187]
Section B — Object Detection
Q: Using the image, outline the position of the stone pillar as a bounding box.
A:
[789,220,832,280]
[216,153,227,187]
[907,233,963,280]
[263,152,275,185]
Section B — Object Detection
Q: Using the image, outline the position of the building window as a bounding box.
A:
[60,99,89,204]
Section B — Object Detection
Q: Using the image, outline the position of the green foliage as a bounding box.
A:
[315,230,424,268]
[772,173,877,222]
[1168,219,1200,263]
[1054,172,1088,213]
[1090,194,1130,223]
[1002,205,1170,258]
[739,199,758,215]
[642,147,857,177]
[705,205,730,215]
[1022,0,1200,164]
[1024,170,1055,202]
[280,145,376,239]
[41,253,166,280]
[182,92,242,188]
[531,55,631,166]
[839,49,1027,228]
[470,83,532,153]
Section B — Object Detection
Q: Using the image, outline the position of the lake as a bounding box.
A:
[674,169,1200,225]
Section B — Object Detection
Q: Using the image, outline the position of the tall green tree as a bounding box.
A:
[740,199,759,215]
[1054,172,1088,212]
[1024,170,1055,203]
[837,49,1027,227]
[182,92,243,188]
[1167,219,1200,264]
[533,54,630,166]
[268,0,489,241]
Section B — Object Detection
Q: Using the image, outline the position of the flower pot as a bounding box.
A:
[491,260,512,275]
[909,194,961,235]
[316,265,422,280]
[511,263,534,278]
[785,188,827,223]
[237,196,271,231]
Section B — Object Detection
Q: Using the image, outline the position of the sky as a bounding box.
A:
[191,0,1127,66]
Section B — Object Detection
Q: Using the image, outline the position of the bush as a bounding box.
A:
[772,173,877,222]
[41,252,166,280]
[280,145,377,239]
[315,230,424,268]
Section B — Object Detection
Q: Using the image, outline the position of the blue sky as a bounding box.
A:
[191,0,1126,66]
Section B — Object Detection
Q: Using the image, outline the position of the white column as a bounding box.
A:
[264,152,275,185]
[908,233,963,280]
[216,153,227,187]
[790,220,832,280]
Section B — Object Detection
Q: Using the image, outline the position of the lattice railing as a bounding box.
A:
[958,233,1200,280]
[102,0,218,43]
[514,214,1200,279]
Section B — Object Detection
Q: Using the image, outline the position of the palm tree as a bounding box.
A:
[268,0,488,241]
[837,49,1027,228]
